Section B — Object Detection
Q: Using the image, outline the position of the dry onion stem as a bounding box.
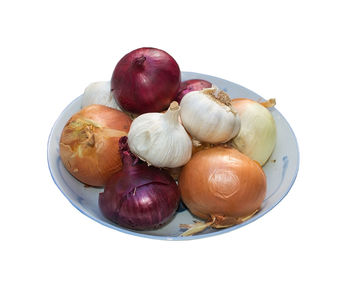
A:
[259,98,276,108]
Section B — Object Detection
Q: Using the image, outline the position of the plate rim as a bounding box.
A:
[47,71,300,241]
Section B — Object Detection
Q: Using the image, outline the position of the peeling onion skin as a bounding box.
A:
[179,146,266,227]
[59,104,132,187]
[99,137,180,230]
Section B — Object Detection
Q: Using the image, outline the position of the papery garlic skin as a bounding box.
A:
[82,81,121,110]
[180,89,240,144]
[231,98,276,166]
[128,102,192,168]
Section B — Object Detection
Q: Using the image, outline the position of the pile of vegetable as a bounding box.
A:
[59,47,277,236]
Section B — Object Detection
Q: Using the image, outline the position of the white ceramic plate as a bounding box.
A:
[47,72,299,240]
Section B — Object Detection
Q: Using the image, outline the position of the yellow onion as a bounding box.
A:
[59,104,132,187]
[179,146,266,235]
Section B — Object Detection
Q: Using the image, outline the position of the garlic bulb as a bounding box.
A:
[180,88,240,144]
[231,98,277,166]
[128,102,192,168]
[82,81,121,110]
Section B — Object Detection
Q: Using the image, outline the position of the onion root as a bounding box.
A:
[179,209,259,237]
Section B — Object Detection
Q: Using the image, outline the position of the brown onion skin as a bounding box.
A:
[59,104,132,187]
[179,146,266,226]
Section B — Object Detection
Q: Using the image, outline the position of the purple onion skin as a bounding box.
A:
[99,137,180,231]
[111,47,181,115]
[175,79,212,103]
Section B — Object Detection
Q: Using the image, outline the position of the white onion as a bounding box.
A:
[231,98,277,166]
[82,81,121,110]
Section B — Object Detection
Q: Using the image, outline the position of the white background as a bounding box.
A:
[1,1,349,281]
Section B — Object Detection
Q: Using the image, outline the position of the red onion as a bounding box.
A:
[111,47,181,114]
[175,79,212,103]
[99,136,180,230]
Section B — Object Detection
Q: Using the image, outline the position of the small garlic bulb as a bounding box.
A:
[231,98,277,166]
[180,88,241,144]
[128,102,192,168]
[82,81,121,110]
